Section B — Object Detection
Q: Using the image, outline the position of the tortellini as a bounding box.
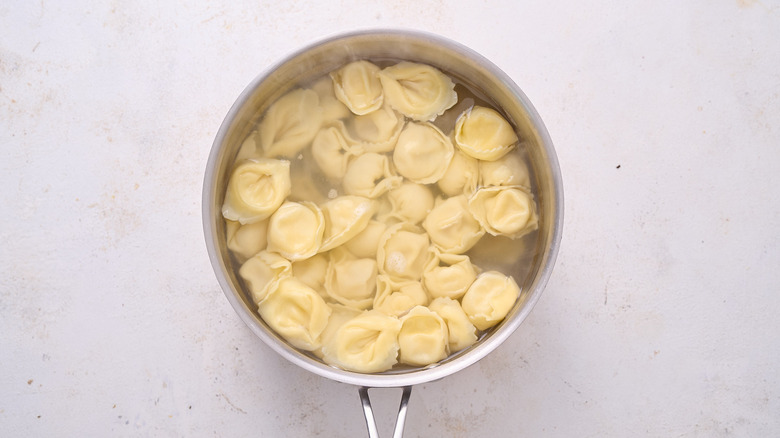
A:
[428,297,477,352]
[454,106,518,161]
[222,159,291,225]
[398,306,449,366]
[321,310,402,373]
[223,58,540,374]
[266,201,324,261]
[422,250,477,300]
[324,248,378,310]
[239,250,292,304]
[461,271,521,331]
[422,195,485,254]
[377,223,431,281]
[257,277,332,351]
[331,60,384,115]
[319,195,375,252]
[392,122,454,184]
[258,88,324,158]
[378,61,458,121]
[225,219,268,263]
[342,152,403,198]
[468,186,538,239]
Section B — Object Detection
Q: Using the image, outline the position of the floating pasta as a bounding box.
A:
[373,275,429,318]
[378,61,457,121]
[330,60,384,115]
[379,181,434,225]
[348,105,405,153]
[437,149,479,197]
[324,248,378,310]
[454,105,518,161]
[398,306,449,366]
[428,297,478,353]
[222,158,291,225]
[225,219,268,263]
[422,195,485,254]
[422,250,477,300]
[257,277,332,351]
[377,222,431,281]
[343,220,387,259]
[266,201,325,261]
[342,152,403,198]
[309,76,351,123]
[479,151,531,189]
[468,186,538,239]
[392,121,454,184]
[461,271,520,331]
[321,310,402,373]
[292,253,329,300]
[319,195,375,252]
[311,122,360,181]
[238,250,292,304]
[257,88,324,158]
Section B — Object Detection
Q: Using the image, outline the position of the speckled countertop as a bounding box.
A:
[2,1,778,437]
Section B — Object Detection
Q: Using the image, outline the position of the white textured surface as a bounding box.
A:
[2,1,779,436]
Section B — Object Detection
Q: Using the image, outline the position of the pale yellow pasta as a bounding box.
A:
[422,195,485,254]
[309,76,351,123]
[392,122,454,184]
[479,152,531,189]
[315,303,363,359]
[292,253,329,300]
[454,106,518,161]
[257,277,332,351]
[461,271,520,331]
[343,220,387,259]
[319,195,375,252]
[324,248,378,310]
[258,88,323,158]
[266,201,324,261]
[311,122,359,181]
[348,105,405,153]
[342,152,403,198]
[330,60,384,115]
[378,61,457,121]
[373,275,429,318]
[422,250,477,300]
[428,297,477,352]
[377,222,431,281]
[222,159,291,225]
[238,250,292,304]
[468,186,538,239]
[225,219,268,263]
[379,182,434,225]
[321,309,402,373]
[437,150,479,197]
[398,306,449,366]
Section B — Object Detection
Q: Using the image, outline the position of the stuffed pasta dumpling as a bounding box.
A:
[348,105,404,153]
[342,152,403,198]
[379,182,434,225]
[468,186,538,239]
[377,222,431,281]
[258,88,323,158]
[266,201,324,261]
[225,219,268,263]
[324,248,378,310]
[330,60,384,115]
[392,122,454,184]
[422,195,485,254]
[461,271,520,331]
[479,152,531,189]
[309,76,351,123]
[422,250,477,300]
[398,306,449,366]
[321,310,402,373]
[428,297,478,352]
[238,250,292,304]
[373,275,429,318]
[292,253,329,300]
[222,159,291,225]
[257,277,332,351]
[378,61,457,121]
[343,220,387,259]
[454,106,518,161]
[437,150,479,197]
[319,195,375,252]
[311,122,360,181]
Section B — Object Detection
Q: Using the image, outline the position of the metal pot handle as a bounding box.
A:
[358,386,412,438]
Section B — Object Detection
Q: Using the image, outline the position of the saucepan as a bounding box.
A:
[202,29,563,437]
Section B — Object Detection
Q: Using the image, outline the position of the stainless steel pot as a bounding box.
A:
[203,29,563,437]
